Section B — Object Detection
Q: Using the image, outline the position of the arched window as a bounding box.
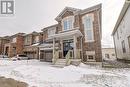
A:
[82,14,94,42]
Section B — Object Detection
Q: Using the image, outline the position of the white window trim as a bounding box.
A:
[62,16,74,31]
[12,38,16,43]
[87,55,96,62]
[48,28,56,37]
[86,51,96,62]
[82,14,94,42]
[35,36,39,43]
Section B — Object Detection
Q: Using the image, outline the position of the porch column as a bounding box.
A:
[60,39,63,58]
[38,48,40,60]
[73,36,77,59]
[53,38,55,59]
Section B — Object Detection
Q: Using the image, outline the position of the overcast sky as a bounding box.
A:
[0,0,125,48]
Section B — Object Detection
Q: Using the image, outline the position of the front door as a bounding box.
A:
[63,39,74,58]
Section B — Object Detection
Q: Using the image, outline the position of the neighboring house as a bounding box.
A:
[39,24,58,62]
[4,33,25,57]
[23,31,43,59]
[112,1,130,61]
[102,48,116,60]
[0,37,10,55]
[39,4,102,64]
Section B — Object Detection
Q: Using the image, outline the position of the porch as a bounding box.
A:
[39,29,83,66]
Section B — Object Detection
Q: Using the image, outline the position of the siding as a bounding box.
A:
[114,6,130,60]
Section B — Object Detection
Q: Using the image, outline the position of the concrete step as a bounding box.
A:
[54,59,66,67]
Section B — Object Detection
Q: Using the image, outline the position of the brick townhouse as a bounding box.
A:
[4,33,25,57]
[2,32,42,59]
[0,36,10,55]
[0,4,102,64]
[39,4,102,65]
[23,31,43,59]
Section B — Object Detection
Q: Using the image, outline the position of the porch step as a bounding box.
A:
[54,59,66,67]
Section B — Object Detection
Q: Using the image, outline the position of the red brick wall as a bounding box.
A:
[16,35,24,54]
[56,7,102,62]
[79,10,102,62]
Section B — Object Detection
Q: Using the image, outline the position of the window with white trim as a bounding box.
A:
[48,28,56,37]
[82,14,94,42]
[62,16,74,31]
[86,51,95,61]
[12,38,16,43]
[33,36,39,43]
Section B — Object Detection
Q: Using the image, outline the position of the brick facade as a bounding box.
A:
[23,32,42,59]
[54,4,102,62]
[16,35,24,54]
[4,33,25,57]
[0,38,10,55]
[39,4,102,62]
[0,4,102,62]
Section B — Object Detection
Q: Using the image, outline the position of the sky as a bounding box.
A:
[0,0,125,48]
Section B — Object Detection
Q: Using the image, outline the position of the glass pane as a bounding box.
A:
[86,30,93,40]
[85,17,92,29]
[88,55,94,59]
[63,18,73,30]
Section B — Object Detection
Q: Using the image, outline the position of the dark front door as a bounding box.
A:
[63,39,74,57]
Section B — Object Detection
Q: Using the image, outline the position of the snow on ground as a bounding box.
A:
[0,59,130,87]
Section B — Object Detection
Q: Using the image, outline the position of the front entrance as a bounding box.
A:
[63,39,74,58]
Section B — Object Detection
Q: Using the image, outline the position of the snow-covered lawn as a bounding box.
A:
[0,59,130,87]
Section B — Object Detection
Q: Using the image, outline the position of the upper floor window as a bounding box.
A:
[12,38,16,43]
[122,40,126,53]
[33,36,39,43]
[48,28,56,37]
[82,14,94,42]
[117,30,119,40]
[24,36,31,45]
[62,16,74,31]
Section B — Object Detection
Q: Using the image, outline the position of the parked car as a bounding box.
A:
[12,54,28,61]
[17,54,29,60]
[0,55,9,58]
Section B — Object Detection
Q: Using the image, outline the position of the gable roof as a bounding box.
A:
[112,1,130,35]
[41,24,58,31]
[55,7,81,21]
[80,4,102,15]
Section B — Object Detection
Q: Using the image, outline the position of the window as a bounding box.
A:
[117,30,119,40]
[62,16,74,31]
[35,36,39,43]
[122,40,126,53]
[88,55,94,60]
[87,55,95,61]
[25,36,31,45]
[86,51,95,61]
[82,14,94,42]
[12,38,16,43]
[48,28,56,37]
[33,36,39,43]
